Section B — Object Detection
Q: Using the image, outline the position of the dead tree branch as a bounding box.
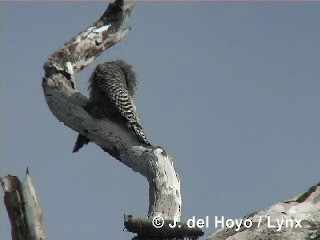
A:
[42,0,190,238]
[207,182,320,240]
[1,170,46,240]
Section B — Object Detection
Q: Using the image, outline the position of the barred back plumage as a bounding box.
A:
[73,60,151,153]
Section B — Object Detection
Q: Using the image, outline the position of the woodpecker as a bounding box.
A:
[73,60,151,153]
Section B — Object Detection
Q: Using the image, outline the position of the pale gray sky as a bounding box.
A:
[2,2,320,239]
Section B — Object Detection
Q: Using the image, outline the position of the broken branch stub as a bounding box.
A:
[1,171,47,240]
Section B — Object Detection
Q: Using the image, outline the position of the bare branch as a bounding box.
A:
[42,1,182,234]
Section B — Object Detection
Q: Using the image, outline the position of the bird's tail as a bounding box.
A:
[73,134,91,153]
[131,124,151,146]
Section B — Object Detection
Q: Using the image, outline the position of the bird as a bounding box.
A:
[73,60,151,153]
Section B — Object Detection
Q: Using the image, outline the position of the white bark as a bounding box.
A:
[42,0,181,222]
[207,182,320,240]
[6,1,318,239]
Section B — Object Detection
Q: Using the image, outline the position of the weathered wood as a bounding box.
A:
[42,0,181,233]
[1,170,46,240]
[206,182,320,240]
